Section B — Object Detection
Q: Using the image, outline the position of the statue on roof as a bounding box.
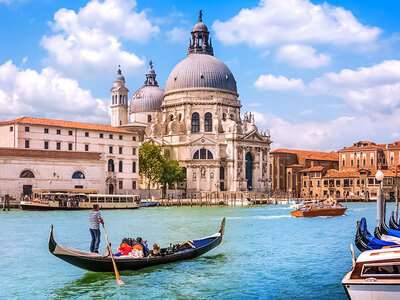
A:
[199,10,202,22]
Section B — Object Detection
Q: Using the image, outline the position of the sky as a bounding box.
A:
[1,0,400,151]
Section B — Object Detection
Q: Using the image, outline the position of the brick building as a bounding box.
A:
[301,141,400,200]
[270,149,338,197]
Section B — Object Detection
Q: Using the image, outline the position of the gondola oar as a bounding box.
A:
[102,223,124,285]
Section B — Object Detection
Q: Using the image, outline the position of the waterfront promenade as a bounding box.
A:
[0,203,383,299]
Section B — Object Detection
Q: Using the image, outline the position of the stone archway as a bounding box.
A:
[246,152,253,191]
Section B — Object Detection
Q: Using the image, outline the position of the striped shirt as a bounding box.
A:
[89,210,102,229]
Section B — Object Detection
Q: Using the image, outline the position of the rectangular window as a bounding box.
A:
[342,160,345,167]
[68,143,72,151]
[109,134,113,139]
[220,167,225,180]
[25,140,29,148]
[56,142,61,150]
[85,132,89,137]
[132,148,136,155]
[303,181,307,187]
[368,178,374,185]
[109,146,113,154]
[132,161,136,173]
[119,147,123,154]
[119,161,123,172]
[363,158,366,165]
[350,159,354,166]
[309,181,313,187]
[119,135,123,140]
[85,144,89,151]
[68,130,72,136]
[317,180,320,187]
[100,133,104,138]
[336,180,341,187]
[323,180,328,187]
[132,181,136,189]
[357,179,360,186]
[25,126,29,132]
[132,136,136,141]
[57,129,61,135]
[119,181,123,189]
[44,128,49,134]
[74,185,83,189]
[147,115,152,122]
[344,179,349,187]
[9,126,13,132]
[371,158,374,165]
[44,141,49,149]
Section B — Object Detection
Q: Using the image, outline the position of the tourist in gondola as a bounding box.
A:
[136,237,150,257]
[89,204,103,253]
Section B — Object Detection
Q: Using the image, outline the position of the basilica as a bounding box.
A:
[111,15,272,193]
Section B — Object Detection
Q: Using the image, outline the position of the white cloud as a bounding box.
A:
[213,0,381,47]
[254,74,304,91]
[276,44,331,68]
[253,111,400,151]
[167,27,188,43]
[309,60,400,114]
[0,60,108,123]
[41,0,159,78]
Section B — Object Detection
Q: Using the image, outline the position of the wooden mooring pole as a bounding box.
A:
[396,186,399,223]
[2,194,10,211]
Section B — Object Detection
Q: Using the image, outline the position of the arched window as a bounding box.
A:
[182,167,187,179]
[132,161,136,173]
[108,159,115,172]
[204,112,212,132]
[193,149,213,159]
[20,170,35,178]
[119,161,123,172]
[191,113,200,133]
[72,171,85,179]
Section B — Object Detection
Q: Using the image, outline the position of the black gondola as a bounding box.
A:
[389,212,400,230]
[355,217,397,252]
[49,218,225,272]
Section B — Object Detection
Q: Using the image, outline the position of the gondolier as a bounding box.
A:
[90,204,104,253]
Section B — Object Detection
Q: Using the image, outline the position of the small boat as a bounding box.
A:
[342,246,400,300]
[290,201,347,218]
[49,218,225,272]
[355,218,398,252]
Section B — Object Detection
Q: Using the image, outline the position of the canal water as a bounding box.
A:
[0,203,389,299]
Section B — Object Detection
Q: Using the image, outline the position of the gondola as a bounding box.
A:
[375,217,400,238]
[389,212,400,230]
[49,218,225,272]
[355,217,397,252]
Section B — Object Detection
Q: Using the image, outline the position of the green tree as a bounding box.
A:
[139,141,163,199]
[158,158,185,199]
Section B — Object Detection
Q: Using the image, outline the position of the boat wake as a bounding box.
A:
[256,215,291,220]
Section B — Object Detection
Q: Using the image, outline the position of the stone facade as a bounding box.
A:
[113,17,272,193]
[0,117,139,199]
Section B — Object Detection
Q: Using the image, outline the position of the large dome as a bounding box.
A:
[164,54,237,95]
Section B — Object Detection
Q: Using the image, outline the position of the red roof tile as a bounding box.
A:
[300,166,324,172]
[271,149,338,161]
[323,169,360,178]
[0,117,132,134]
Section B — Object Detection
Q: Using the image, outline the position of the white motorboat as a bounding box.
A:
[342,245,400,299]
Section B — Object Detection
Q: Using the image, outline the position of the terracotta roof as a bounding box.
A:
[323,169,360,178]
[0,147,102,160]
[271,149,338,161]
[0,117,132,134]
[340,141,386,151]
[370,169,400,178]
[300,166,324,172]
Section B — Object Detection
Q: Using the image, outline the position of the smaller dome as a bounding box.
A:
[115,66,125,82]
[130,86,164,113]
[193,22,208,32]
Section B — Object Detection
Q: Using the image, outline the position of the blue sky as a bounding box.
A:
[1,0,400,151]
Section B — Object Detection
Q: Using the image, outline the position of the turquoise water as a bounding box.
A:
[0,203,388,299]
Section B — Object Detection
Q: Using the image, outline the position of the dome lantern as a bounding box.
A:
[115,65,125,82]
[188,10,213,56]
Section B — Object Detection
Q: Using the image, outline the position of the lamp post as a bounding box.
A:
[376,170,384,226]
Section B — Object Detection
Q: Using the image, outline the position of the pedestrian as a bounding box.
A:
[90,204,104,253]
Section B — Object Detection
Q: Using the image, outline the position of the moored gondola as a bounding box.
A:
[355,218,397,252]
[49,218,225,272]
[389,212,400,230]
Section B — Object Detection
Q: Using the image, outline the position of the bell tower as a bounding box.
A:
[110,65,129,127]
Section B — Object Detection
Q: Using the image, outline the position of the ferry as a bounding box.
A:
[20,190,140,210]
[342,246,400,300]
